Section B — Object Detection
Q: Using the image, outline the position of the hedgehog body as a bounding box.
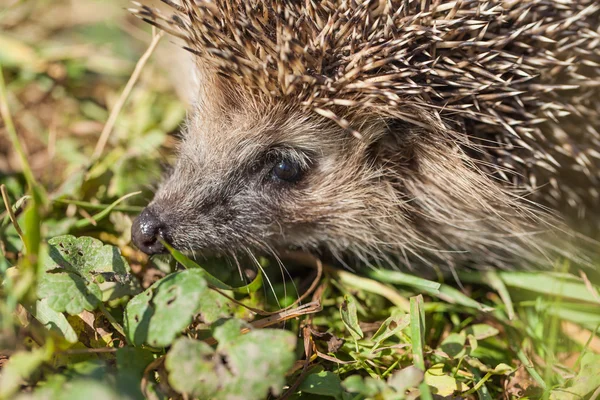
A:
[131,0,600,271]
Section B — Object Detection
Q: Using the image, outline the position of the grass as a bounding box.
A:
[1,1,599,399]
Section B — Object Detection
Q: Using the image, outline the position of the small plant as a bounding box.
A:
[1,1,599,399]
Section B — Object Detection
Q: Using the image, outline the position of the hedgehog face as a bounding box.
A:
[130,87,553,270]
[131,95,384,258]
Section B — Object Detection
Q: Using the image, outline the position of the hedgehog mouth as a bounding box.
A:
[162,247,313,290]
[173,245,305,264]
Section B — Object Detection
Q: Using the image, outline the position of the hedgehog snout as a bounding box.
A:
[131,207,170,255]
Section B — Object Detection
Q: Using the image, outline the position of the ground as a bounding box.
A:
[1,1,599,399]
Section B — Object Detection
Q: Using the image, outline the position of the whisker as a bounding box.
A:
[265,243,301,306]
[230,250,247,286]
[245,247,281,309]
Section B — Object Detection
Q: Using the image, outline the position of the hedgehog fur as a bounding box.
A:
[130,0,600,272]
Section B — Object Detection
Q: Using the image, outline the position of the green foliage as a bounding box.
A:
[124,269,209,347]
[0,345,53,399]
[1,1,600,399]
[38,236,139,315]
[164,240,264,293]
[549,353,600,400]
[298,371,346,399]
[166,321,296,400]
[340,295,364,343]
[340,367,423,400]
[24,299,78,343]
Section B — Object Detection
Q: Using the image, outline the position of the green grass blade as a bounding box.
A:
[163,240,263,294]
[335,269,410,311]
[366,268,441,291]
[367,268,493,311]
[482,271,515,320]
[498,272,599,303]
[0,64,38,190]
[73,191,141,228]
[410,295,432,400]
[515,345,546,390]
[53,198,143,213]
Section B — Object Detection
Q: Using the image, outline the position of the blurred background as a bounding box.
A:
[0,0,192,186]
[1,0,188,270]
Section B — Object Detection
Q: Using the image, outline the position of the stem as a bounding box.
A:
[92,29,164,159]
[463,372,492,396]
[0,65,37,189]
[98,303,128,342]
[73,191,141,228]
[0,185,25,246]
[53,198,143,213]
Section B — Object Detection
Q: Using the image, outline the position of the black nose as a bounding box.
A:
[131,208,168,255]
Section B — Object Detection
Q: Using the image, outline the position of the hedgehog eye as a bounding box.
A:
[271,159,302,182]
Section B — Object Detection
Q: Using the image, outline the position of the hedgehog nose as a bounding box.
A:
[131,208,168,255]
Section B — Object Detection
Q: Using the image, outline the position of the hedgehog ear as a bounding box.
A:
[366,119,420,171]
[189,63,248,113]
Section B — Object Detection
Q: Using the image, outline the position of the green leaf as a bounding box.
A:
[370,312,410,351]
[116,347,155,381]
[367,269,492,311]
[0,346,52,399]
[340,295,363,342]
[387,366,424,394]
[550,353,600,400]
[462,324,500,340]
[38,271,102,315]
[212,318,249,344]
[462,271,600,304]
[163,240,263,294]
[116,347,157,399]
[482,270,515,320]
[366,269,441,290]
[37,235,139,315]
[166,320,297,400]
[24,299,78,343]
[440,333,466,359]
[409,296,425,370]
[342,375,387,397]
[434,284,493,311]
[545,304,600,330]
[424,364,463,397]
[124,269,209,347]
[165,338,218,399]
[298,371,344,398]
[410,295,432,400]
[214,319,297,397]
[15,378,128,400]
[196,288,235,325]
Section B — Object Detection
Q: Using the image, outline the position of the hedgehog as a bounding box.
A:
[129,0,600,274]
